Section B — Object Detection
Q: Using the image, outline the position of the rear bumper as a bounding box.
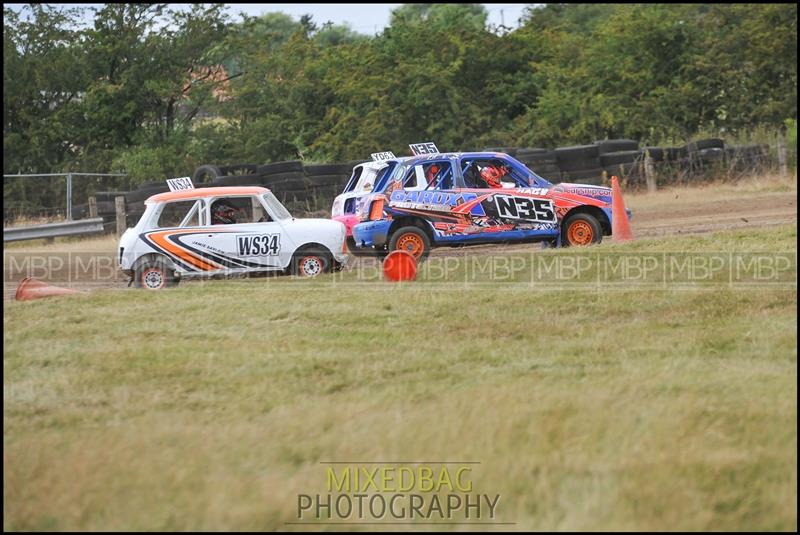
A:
[352,220,392,248]
[332,214,360,237]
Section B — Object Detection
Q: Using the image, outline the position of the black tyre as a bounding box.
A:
[685,138,724,152]
[516,148,549,158]
[291,247,331,277]
[93,191,128,203]
[71,203,88,220]
[599,150,642,167]
[594,139,639,154]
[192,164,222,184]
[124,186,169,203]
[94,200,116,214]
[555,144,600,162]
[662,147,683,162]
[134,256,179,290]
[263,173,310,192]
[213,175,263,187]
[304,163,350,176]
[562,213,603,247]
[388,225,431,262]
[519,150,557,166]
[561,168,605,185]
[257,160,304,176]
[642,147,664,162]
[307,174,348,187]
[218,163,258,176]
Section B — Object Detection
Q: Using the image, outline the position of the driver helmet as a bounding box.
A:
[211,200,238,224]
[480,164,504,188]
[426,163,441,186]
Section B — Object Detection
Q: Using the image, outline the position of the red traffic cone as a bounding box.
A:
[610,176,634,242]
[383,250,417,282]
[15,277,84,301]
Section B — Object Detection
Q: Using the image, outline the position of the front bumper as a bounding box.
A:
[352,220,392,248]
[333,250,349,265]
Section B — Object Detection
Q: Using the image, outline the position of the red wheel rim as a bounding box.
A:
[141,268,165,289]
[567,220,594,246]
[299,256,323,277]
[395,233,425,259]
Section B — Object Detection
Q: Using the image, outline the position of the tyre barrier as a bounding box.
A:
[65,137,781,228]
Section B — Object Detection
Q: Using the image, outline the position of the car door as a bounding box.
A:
[452,155,559,239]
[142,198,229,275]
[200,195,293,272]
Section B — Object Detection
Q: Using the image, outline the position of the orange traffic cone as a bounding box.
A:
[15,277,84,301]
[383,250,417,282]
[610,175,634,242]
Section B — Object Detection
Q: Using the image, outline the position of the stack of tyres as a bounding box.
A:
[594,139,639,155]
[599,150,644,184]
[211,163,262,187]
[682,138,725,175]
[515,148,560,182]
[124,183,169,228]
[554,144,603,185]
[256,161,309,211]
[304,163,351,205]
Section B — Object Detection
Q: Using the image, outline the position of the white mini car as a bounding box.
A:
[119,186,347,289]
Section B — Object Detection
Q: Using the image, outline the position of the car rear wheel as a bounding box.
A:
[134,257,179,289]
[388,226,430,261]
[562,213,603,247]
[292,248,331,277]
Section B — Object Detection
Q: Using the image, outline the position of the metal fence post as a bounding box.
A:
[644,151,657,193]
[88,196,98,218]
[115,196,127,237]
[778,136,788,178]
[66,172,73,220]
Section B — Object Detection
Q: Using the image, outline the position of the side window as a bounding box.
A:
[157,200,201,228]
[210,197,256,225]
[402,161,453,190]
[461,159,527,189]
[344,167,363,193]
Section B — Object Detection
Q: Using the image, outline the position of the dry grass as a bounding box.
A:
[3,225,797,531]
[625,171,797,211]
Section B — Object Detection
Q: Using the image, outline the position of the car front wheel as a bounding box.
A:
[292,248,331,277]
[134,257,179,289]
[562,213,603,247]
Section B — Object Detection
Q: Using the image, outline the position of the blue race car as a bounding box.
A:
[351,151,627,260]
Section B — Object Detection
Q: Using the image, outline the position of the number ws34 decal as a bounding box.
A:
[139,229,281,272]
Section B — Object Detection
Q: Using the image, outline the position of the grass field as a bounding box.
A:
[3,222,797,531]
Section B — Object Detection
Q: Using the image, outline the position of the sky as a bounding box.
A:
[5,3,533,34]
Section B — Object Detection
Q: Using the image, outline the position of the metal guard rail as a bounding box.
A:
[3,218,105,242]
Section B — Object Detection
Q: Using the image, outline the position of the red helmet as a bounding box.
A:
[211,201,238,224]
[426,164,440,185]
[480,165,504,188]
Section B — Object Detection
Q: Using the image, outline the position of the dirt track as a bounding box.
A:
[629,190,796,238]
[4,185,797,299]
